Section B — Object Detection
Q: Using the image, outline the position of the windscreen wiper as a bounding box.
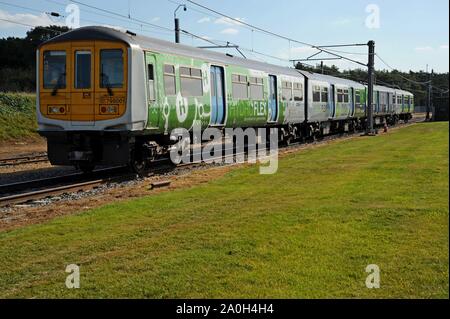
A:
[51,72,66,96]
[101,64,114,96]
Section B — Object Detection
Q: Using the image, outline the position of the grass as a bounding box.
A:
[0,122,448,298]
[0,92,37,141]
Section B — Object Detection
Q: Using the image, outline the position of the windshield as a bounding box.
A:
[100,49,124,89]
[43,51,66,89]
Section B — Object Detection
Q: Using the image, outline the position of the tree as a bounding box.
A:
[0,26,69,92]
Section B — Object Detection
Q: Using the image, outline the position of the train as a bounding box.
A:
[36,26,414,173]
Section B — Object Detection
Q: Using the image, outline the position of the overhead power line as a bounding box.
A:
[375,54,433,86]
[0,17,65,33]
[186,0,368,67]
[68,0,174,32]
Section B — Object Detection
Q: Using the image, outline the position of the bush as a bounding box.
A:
[0,68,35,93]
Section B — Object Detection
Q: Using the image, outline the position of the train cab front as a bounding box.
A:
[36,29,133,172]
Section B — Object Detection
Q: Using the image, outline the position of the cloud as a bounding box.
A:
[199,35,211,40]
[0,9,64,29]
[151,17,160,22]
[414,46,434,52]
[215,17,245,26]
[440,44,449,50]
[197,17,210,23]
[220,28,239,35]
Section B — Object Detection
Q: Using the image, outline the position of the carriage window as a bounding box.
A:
[293,83,303,102]
[343,89,349,103]
[232,74,248,100]
[313,85,321,102]
[250,77,264,100]
[321,87,328,102]
[282,81,292,101]
[180,67,203,97]
[100,49,124,88]
[164,64,176,95]
[43,50,66,89]
[148,64,155,101]
[337,88,344,103]
[355,91,361,104]
[75,51,91,89]
[392,95,396,104]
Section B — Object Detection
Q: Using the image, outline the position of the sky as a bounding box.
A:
[0,0,449,73]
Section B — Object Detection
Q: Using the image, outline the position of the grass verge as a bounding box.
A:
[0,122,448,298]
[0,92,37,142]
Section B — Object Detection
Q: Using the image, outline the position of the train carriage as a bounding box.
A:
[299,72,367,135]
[36,26,413,172]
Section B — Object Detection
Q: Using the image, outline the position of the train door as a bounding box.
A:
[71,42,95,125]
[210,65,226,125]
[350,87,355,117]
[375,91,380,114]
[146,53,159,128]
[330,84,336,118]
[268,75,278,122]
[387,93,391,113]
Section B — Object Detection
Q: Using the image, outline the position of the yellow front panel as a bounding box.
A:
[39,40,128,122]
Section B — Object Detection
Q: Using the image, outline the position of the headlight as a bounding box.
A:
[100,105,118,115]
[48,105,66,114]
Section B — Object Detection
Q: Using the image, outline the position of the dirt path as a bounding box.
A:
[0,137,47,158]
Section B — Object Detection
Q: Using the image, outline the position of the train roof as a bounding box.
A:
[41,26,303,78]
[299,71,366,88]
[41,26,414,96]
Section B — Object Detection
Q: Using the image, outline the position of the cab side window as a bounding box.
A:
[148,64,155,101]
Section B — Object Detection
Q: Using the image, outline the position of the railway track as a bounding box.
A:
[0,153,48,167]
[0,118,425,208]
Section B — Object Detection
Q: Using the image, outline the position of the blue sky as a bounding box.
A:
[1,0,448,72]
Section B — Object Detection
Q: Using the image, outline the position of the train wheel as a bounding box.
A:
[79,162,95,174]
[129,150,147,175]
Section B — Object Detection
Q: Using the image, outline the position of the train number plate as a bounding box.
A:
[101,96,125,104]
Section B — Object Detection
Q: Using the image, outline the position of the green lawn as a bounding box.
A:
[0,122,448,298]
[0,92,37,141]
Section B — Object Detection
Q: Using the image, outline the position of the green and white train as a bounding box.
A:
[37,26,414,171]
